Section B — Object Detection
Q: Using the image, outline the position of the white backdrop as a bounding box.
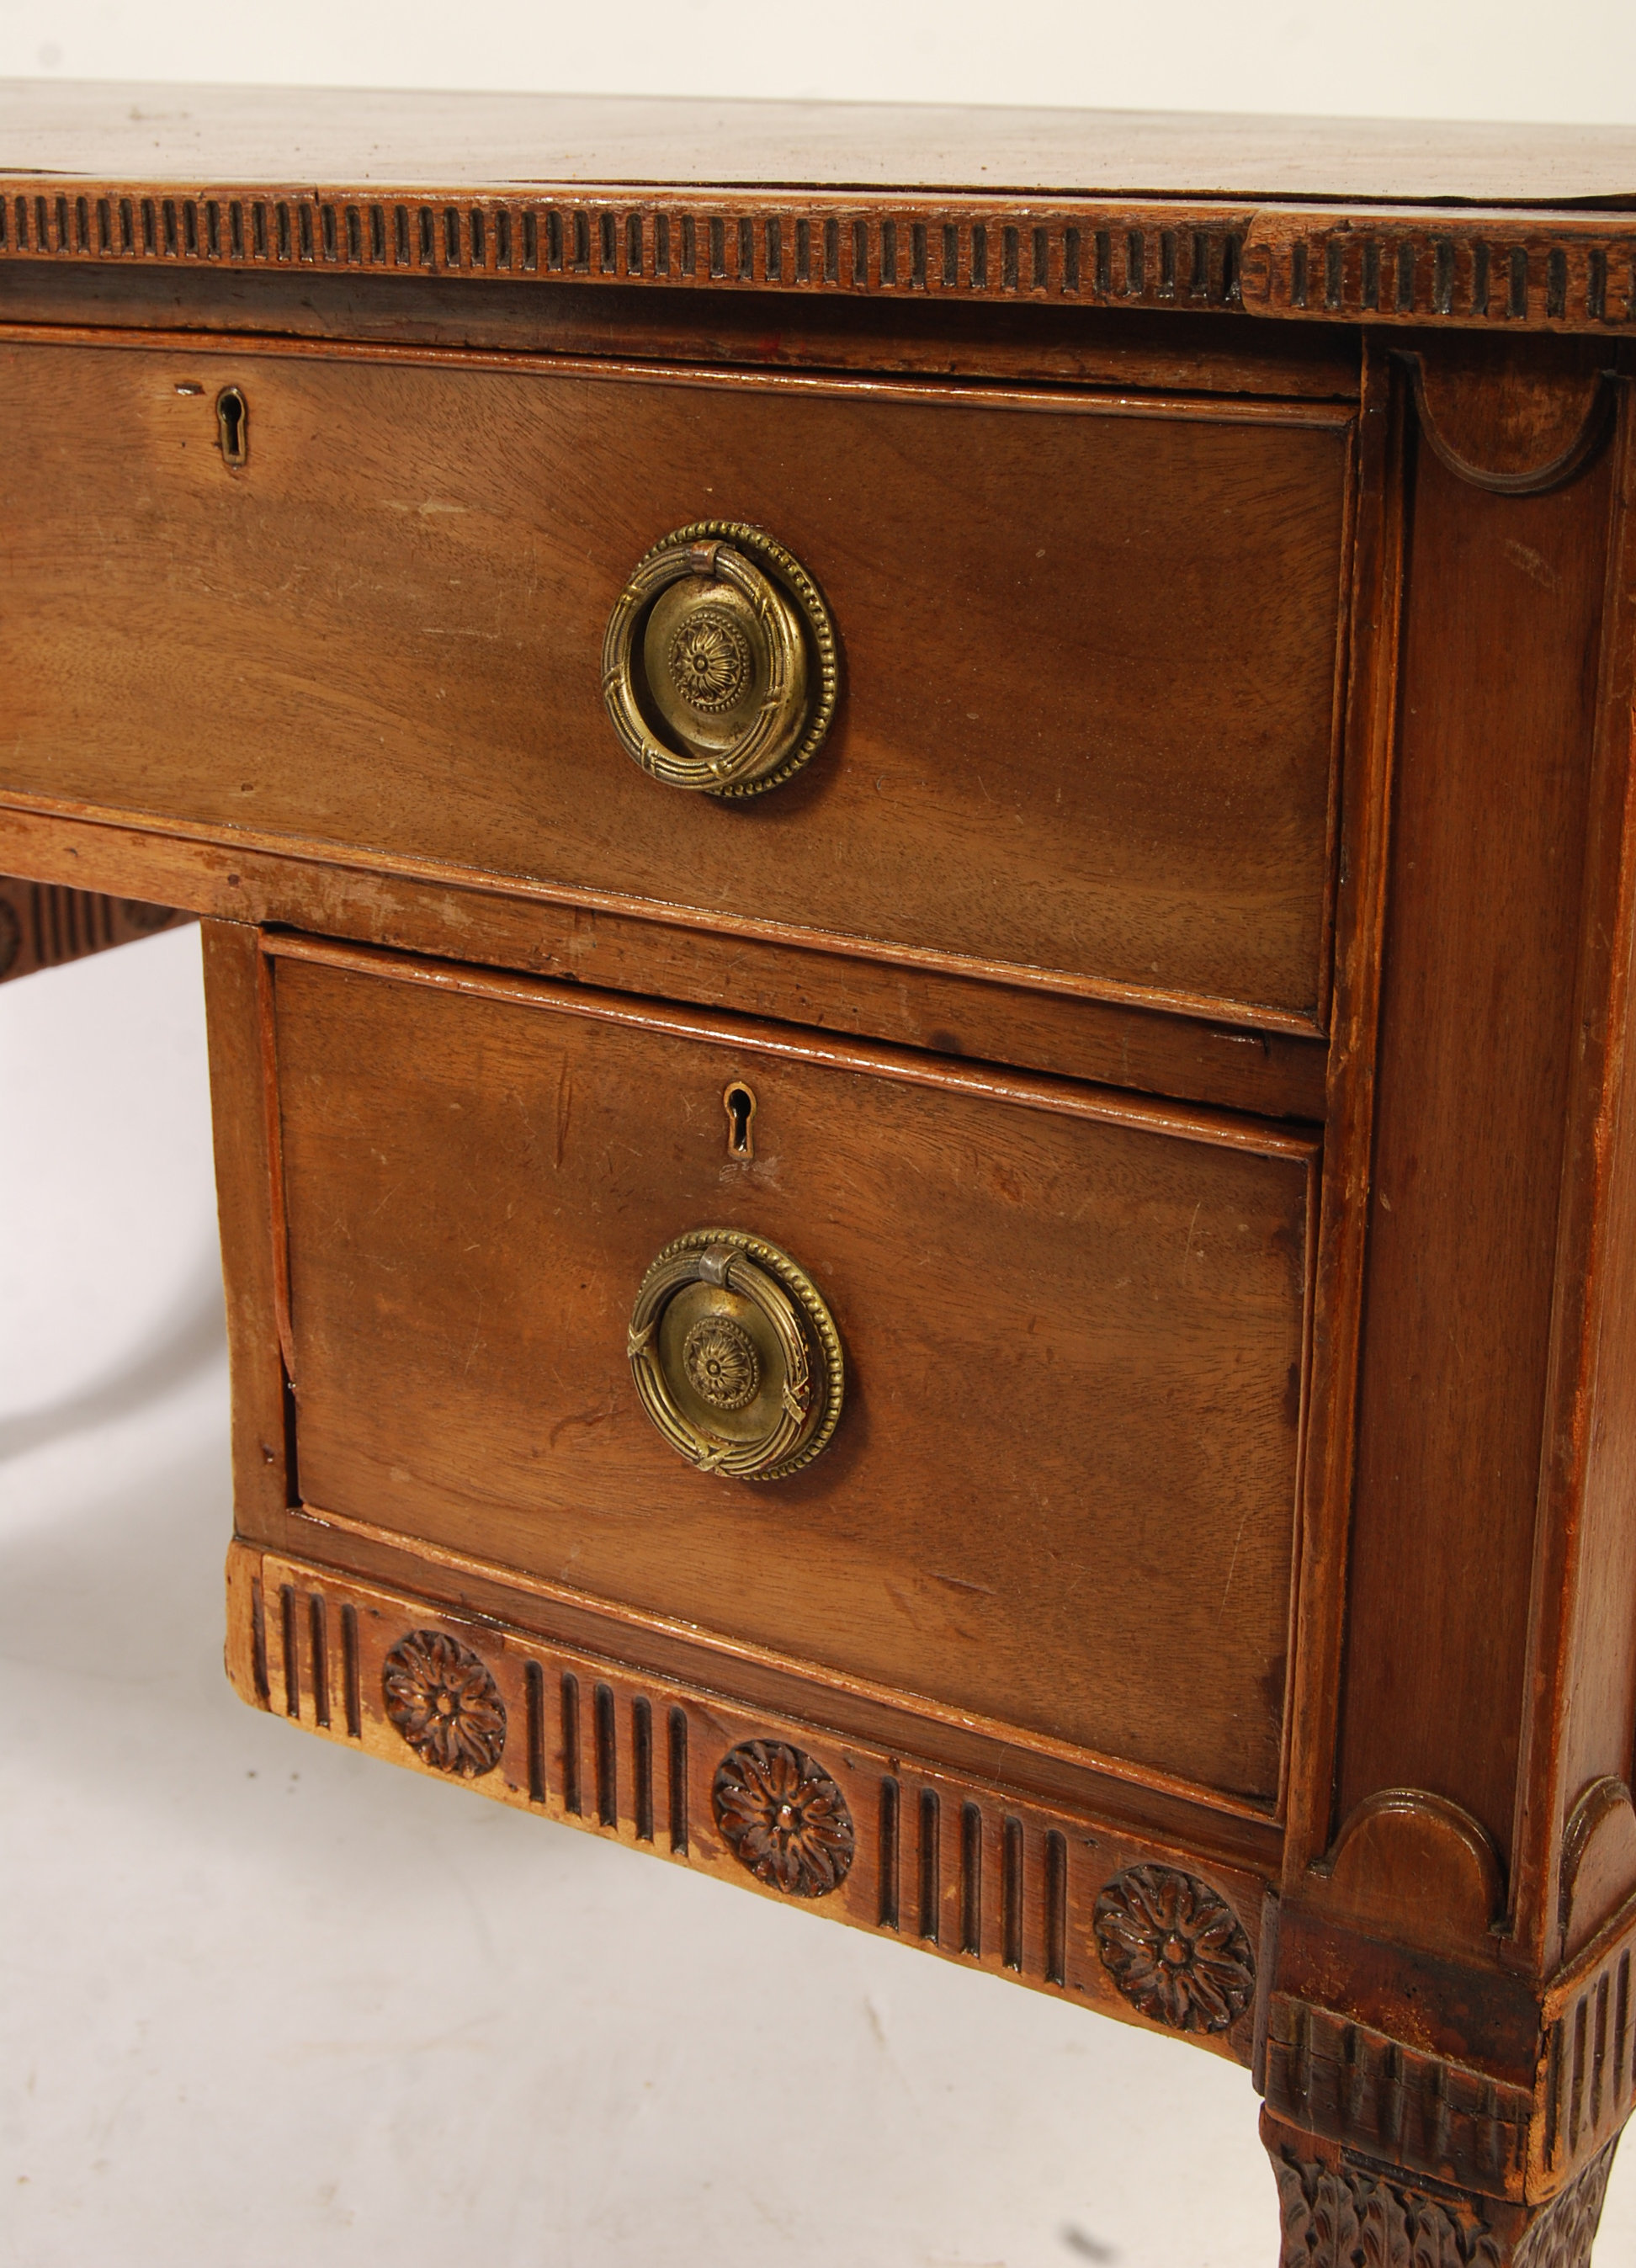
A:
[1,0,1635,124]
[3,11,1634,2265]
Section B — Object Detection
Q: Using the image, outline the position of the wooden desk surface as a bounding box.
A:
[1,79,1633,207]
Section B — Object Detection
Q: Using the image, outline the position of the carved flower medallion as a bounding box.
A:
[683,1315,762,1411]
[1093,1865,1254,2034]
[382,1629,507,1777]
[713,1740,855,1898]
[667,607,752,713]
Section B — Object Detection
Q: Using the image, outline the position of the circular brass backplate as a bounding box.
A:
[626,1229,844,1480]
[642,573,809,763]
[601,522,839,798]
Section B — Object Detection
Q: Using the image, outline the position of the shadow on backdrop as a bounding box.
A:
[0,1235,226,1463]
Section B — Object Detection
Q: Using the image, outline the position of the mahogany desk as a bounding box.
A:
[4,83,1636,2265]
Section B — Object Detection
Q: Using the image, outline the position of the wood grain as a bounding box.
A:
[1511,379,1636,1972]
[0,337,1352,1028]
[0,798,1330,1121]
[200,919,291,1535]
[1281,340,1407,1885]
[0,267,1365,397]
[267,942,1314,1808]
[11,99,1636,2239]
[2,82,1632,204]
[1331,382,1616,1877]
[224,1538,1268,2063]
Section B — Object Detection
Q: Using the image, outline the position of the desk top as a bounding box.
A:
[1,83,1631,336]
[2,82,1633,208]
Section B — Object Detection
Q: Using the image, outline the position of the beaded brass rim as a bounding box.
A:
[626,1228,845,1480]
[600,520,840,799]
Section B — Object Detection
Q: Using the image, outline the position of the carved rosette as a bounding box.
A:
[683,1315,762,1410]
[712,1740,855,1898]
[1092,1864,1254,2034]
[667,607,752,713]
[382,1628,507,1777]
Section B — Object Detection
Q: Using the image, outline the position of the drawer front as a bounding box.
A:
[3,341,1351,1026]
[268,944,1315,1809]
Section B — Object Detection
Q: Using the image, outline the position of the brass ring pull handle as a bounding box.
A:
[627,1229,844,1480]
[601,521,839,798]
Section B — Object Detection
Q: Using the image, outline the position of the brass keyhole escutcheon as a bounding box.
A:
[601,522,839,797]
[215,385,247,466]
[626,1229,844,1480]
[723,1081,757,1159]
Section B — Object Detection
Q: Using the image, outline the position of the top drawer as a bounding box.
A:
[0,340,1352,1028]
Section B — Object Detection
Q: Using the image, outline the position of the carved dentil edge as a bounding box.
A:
[0,878,189,985]
[5,175,1636,332]
[1266,1872,1636,2212]
[227,1538,1262,2057]
[1244,214,1636,335]
[1263,1992,1534,2198]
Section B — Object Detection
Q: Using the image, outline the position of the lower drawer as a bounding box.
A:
[263,938,1316,1811]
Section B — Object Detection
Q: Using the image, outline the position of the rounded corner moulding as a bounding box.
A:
[1312,1787,1507,1958]
[1399,341,1617,493]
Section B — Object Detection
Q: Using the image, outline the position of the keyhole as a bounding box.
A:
[723,1081,757,1160]
[216,385,247,467]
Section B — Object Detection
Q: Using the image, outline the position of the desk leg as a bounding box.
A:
[1262,2110,1619,2266]
[0,874,191,983]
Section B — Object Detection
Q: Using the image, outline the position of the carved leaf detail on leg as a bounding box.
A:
[1269,2138,1619,2268]
[1271,2149,1503,2268]
[1511,2146,1617,2268]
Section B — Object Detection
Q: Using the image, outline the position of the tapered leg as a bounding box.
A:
[1262,2111,1619,2267]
